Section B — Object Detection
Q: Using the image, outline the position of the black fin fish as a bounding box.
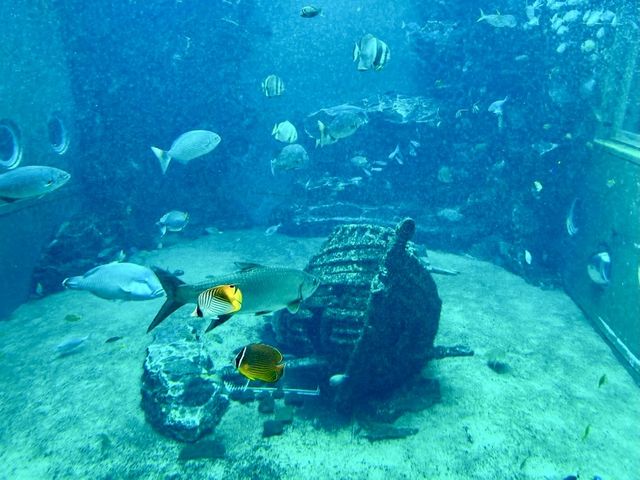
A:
[147,267,186,332]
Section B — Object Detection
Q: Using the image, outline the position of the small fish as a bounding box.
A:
[598,373,607,387]
[272,121,298,143]
[532,141,558,156]
[532,180,543,193]
[56,335,89,356]
[261,74,284,97]
[0,166,71,202]
[524,250,533,265]
[353,33,390,71]
[349,155,369,168]
[156,210,189,237]
[566,198,579,236]
[64,313,82,322]
[581,424,591,441]
[271,144,309,174]
[235,343,285,383]
[556,42,568,54]
[264,223,282,236]
[191,284,243,330]
[151,130,221,175]
[388,144,404,164]
[300,5,322,18]
[488,96,508,116]
[105,336,123,343]
[581,39,596,53]
[477,9,517,28]
[329,373,349,387]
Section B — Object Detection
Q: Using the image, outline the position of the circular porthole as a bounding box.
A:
[47,114,70,155]
[0,120,23,170]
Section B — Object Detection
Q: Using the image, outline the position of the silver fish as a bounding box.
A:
[56,335,89,356]
[147,262,320,333]
[264,223,282,236]
[566,198,579,236]
[272,121,298,143]
[157,210,189,236]
[477,9,517,28]
[151,130,221,174]
[0,166,70,202]
[63,262,164,301]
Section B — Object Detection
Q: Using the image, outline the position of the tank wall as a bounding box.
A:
[0,0,79,318]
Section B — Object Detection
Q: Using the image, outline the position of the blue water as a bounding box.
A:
[1,0,639,478]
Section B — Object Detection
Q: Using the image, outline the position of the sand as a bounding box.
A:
[0,229,638,480]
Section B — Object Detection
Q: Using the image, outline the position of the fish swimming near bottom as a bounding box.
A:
[235,343,285,383]
[147,262,320,333]
[63,262,165,301]
[56,335,89,357]
[0,166,70,202]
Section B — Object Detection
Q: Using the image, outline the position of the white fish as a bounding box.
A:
[388,144,404,164]
[477,9,517,28]
[566,198,579,236]
[532,141,558,156]
[488,96,508,115]
[264,223,282,236]
[596,27,605,39]
[556,42,568,53]
[157,210,189,236]
[151,130,221,174]
[524,250,532,265]
[62,262,164,301]
[272,121,298,143]
[581,39,596,53]
[349,155,369,168]
[532,180,543,193]
[329,374,349,387]
[56,335,89,357]
[556,25,569,35]
[0,166,70,202]
[563,10,581,22]
[585,10,602,27]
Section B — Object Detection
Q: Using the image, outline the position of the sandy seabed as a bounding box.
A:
[1,229,638,480]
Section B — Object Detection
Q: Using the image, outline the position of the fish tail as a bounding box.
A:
[151,146,171,175]
[61,276,80,289]
[146,267,186,333]
[477,8,485,21]
[317,120,328,147]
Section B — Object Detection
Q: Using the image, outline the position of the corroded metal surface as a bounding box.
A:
[274,218,442,410]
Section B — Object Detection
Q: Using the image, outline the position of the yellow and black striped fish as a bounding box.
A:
[191,284,242,321]
[234,343,285,383]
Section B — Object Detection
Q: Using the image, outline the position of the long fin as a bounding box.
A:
[234,262,263,271]
[151,146,171,175]
[147,267,186,332]
[287,299,301,314]
[205,313,234,332]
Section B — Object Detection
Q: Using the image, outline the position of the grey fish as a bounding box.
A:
[353,33,390,71]
[157,210,189,236]
[63,262,164,301]
[147,262,320,333]
[271,144,309,174]
[56,335,89,356]
[0,166,70,202]
[300,5,322,18]
[317,111,368,147]
[477,9,517,28]
[151,130,221,174]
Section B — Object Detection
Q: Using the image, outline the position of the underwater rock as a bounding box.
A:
[262,419,285,438]
[274,406,294,425]
[275,218,449,412]
[141,326,229,443]
[258,396,275,414]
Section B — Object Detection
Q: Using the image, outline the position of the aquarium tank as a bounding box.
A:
[0,0,638,478]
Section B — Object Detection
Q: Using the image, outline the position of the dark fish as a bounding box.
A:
[105,336,123,343]
[235,344,285,383]
[300,5,322,18]
[598,374,607,388]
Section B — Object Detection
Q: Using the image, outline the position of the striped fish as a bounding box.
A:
[353,34,390,72]
[191,284,242,319]
[262,74,285,97]
[235,343,285,383]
